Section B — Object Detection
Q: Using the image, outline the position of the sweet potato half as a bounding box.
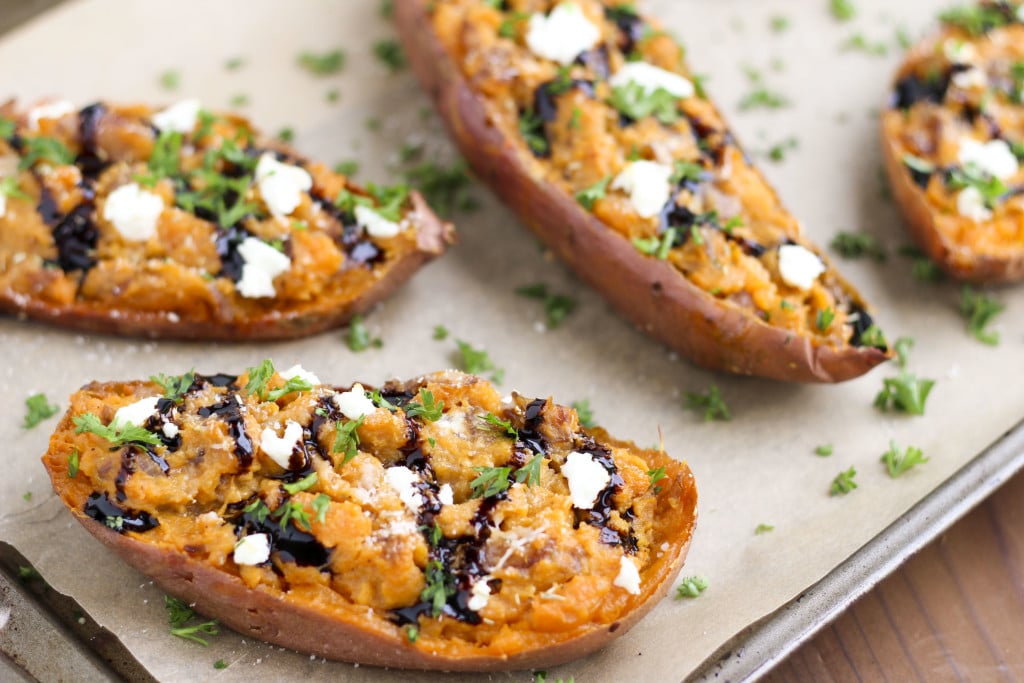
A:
[395,0,891,382]
[881,2,1024,283]
[42,365,697,671]
[0,100,453,340]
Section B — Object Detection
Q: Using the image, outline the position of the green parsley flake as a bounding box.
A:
[675,575,709,599]
[18,136,75,170]
[766,136,799,162]
[830,0,856,21]
[165,595,219,646]
[23,393,59,429]
[470,466,512,499]
[881,440,929,478]
[480,412,518,439]
[939,4,1011,36]
[633,227,677,260]
[334,159,359,176]
[519,110,548,156]
[283,472,319,495]
[960,286,1004,345]
[73,413,162,447]
[372,39,406,72]
[432,324,449,340]
[684,385,731,422]
[67,450,80,478]
[770,15,790,32]
[738,88,789,111]
[515,453,544,487]
[404,388,444,422]
[214,659,229,670]
[454,340,503,383]
[515,283,578,329]
[815,444,834,457]
[841,33,888,56]
[610,82,681,124]
[755,523,775,535]
[874,371,935,416]
[403,160,477,217]
[277,127,295,143]
[346,315,383,352]
[333,416,365,464]
[150,370,195,404]
[421,560,455,617]
[893,337,914,368]
[830,231,886,261]
[571,399,596,428]
[830,466,858,496]
[298,49,346,75]
[159,70,181,90]
[224,57,245,71]
[816,307,835,331]
[575,176,612,210]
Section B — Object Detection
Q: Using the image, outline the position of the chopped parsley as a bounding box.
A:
[881,440,928,478]
[470,466,512,498]
[266,376,313,402]
[0,116,15,139]
[830,231,886,261]
[150,370,195,403]
[454,340,503,383]
[480,412,518,439]
[23,393,59,429]
[766,136,799,162]
[298,49,346,75]
[575,176,612,210]
[402,160,476,216]
[326,88,340,103]
[647,466,667,491]
[830,466,858,496]
[334,159,360,176]
[738,88,789,111]
[874,372,935,415]
[224,57,245,71]
[633,227,677,260]
[859,324,888,349]
[498,11,530,38]
[405,625,419,644]
[898,245,944,282]
[159,70,181,90]
[277,127,294,143]
[333,416,365,464]
[214,659,229,670]
[311,493,331,523]
[165,595,219,646]
[948,163,1008,209]
[0,176,29,203]
[404,388,444,422]
[815,444,834,457]
[515,283,578,329]
[273,499,312,531]
[73,413,162,447]
[939,4,1012,35]
[18,136,75,170]
[432,324,449,340]
[960,286,1004,345]
[420,560,456,617]
[770,15,790,32]
[893,337,914,368]
[372,39,406,72]
[346,315,383,352]
[67,450,79,478]
[609,82,681,124]
[283,472,318,495]
[571,399,596,428]
[675,575,709,599]
[228,93,249,108]
[516,453,544,487]
[684,384,731,421]
[841,33,888,56]
[816,307,835,331]
[755,524,775,534]
[519,109,548,156]
[243,359,275,400]
[830,0,856,21]
[671,160,705,185]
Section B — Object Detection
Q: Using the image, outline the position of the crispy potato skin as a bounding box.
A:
[881,29,1024,284]
[42,374,698,671]
[395,0,888,382]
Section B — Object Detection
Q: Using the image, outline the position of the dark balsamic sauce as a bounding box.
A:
[214,224,249,282]
[660,203,766,257]
[48,203,99,272]
[574,437,637,552]
[890,70,952,110]
[84,491,159,534]
[197,395,253,470]
[848,306,887,350]
[76,103,109,180]
[575,46,610,80]
[605,6,645,54]
[234,501,330,568]
[534,79,595,122]
[310,193,386,267]
[906,163,933,189]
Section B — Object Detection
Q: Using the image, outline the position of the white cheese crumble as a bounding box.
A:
[562,451,611,509]
[333,384,377,419]
[233,533,271,565]
[151,99,202,133]
[280,364,321,386]
[609,61,695,99]
[610,160,674,218]
[467,579,492,612]
[162,422,179,439]
[354,204,401,238]
[385,466,424,513]
[438,483,454,506]
[958,138,1019,180]
[956,186,993,222]
[0,193,6,220]
[236,237,291,299]
[613,556,641,595]
[27,100,75,130]
[951,67,988,90]
[777,244,826,290]
[259,420,303,469]
[525,3,601,66]
[255,153,313,218]
[943,40,977,65]
[113,397,160,427]
[102,183,164,241]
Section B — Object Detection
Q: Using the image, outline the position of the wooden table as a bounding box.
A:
[767,469,1024,681]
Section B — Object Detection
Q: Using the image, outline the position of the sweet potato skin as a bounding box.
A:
[42,378,698,671]
[394,0,888,383]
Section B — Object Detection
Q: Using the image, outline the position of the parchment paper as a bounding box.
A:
[1,1,1021,681]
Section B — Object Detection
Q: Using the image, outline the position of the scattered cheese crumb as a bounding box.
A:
[951,67,987,90]
[255,153,312,218]
[233,533,271,565]
[777,244,826,290]
[162,422,179,439]
[561,451,611,509]
[956,186,992,222]
[609,61,695,99]
[958,138,1018,180]
[0,193,6,220]
[354,204,401,238]
[943,40,977,64]
[236,237,291,298]
[113,397,160,427]
[259,420,303,469]
[280,364,321,386]
[27,100,75,130]
[333,384,377,419]
[384,466,424,513]
[151,99,201,133]
[438,483,454,506]
[467,579,492,612]
[613,555,641,595]
[103,183,164,241]
[526,3,601,66]
[611,160,674,218]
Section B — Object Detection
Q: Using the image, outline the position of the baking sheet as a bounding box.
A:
[0,1,1022,681]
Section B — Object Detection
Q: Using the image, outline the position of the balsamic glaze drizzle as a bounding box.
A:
[604,5,646,54]
[197,396,254,470]
[84,491,159,534]
[235,500,330,568]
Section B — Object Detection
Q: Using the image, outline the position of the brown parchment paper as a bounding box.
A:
[0,0,1021,681]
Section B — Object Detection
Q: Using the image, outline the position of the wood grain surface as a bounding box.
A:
[766,469,1024,682]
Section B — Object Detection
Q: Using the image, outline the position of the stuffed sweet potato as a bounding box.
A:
[0,100,453,339]
[395,0,892,382]
[41,365,697,671]
[881,1,1024,283]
